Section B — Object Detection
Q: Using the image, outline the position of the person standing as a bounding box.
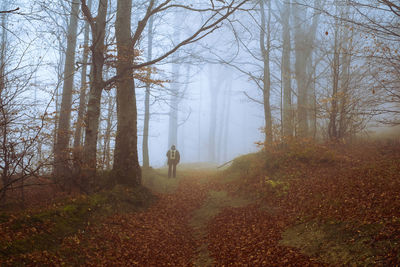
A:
[166,145,180,178]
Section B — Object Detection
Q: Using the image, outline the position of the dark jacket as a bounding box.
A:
[166,149,180,165]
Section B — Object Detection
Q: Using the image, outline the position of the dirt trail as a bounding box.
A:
[73,171,216,266]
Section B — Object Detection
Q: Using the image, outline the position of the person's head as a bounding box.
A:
[171,145,176,150]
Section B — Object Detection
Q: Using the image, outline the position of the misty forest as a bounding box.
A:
[1,0,400,265]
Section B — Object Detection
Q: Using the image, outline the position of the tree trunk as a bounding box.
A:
[222,79,232,163]
[54,0,80,185]
[281,0,293,139]
[168,13,181,149]
[73,0,92,171]
[260,0,273,145]
[103,93,114,170]
[0,0,7,96]
[208,65,221,163]
[292,0,321,138]
[328,14,340,141]
[142,10,154,168]
[81,0,108,191]
[113,0,141,186]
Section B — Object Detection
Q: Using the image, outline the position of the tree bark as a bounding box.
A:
[54,0,80,185]
[113,0,141,186]
[81,0,108,190]
[142,12,154,168]
[73,0,92,171]
[281,0,293,139]
[260,0,273,145]
[328,13,340,140]
[103,93,114,170]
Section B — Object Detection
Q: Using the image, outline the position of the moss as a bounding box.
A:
[280,220,394,266]
[0,184,155,259]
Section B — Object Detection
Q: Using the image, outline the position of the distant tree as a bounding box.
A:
[292,0,321,138]
[207,64,224,162]
[142,8,155,168]
[168,10,182,149]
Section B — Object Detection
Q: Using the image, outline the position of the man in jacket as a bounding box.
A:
[166,145,180,178]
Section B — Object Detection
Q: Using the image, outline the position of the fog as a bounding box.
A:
[137,65,265,167]
[1,1,400,265]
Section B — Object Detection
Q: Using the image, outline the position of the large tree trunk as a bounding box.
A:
[281,0,293,139]
[142,13,154,168]
[81,0,108,191]
[113,0,141,186]
[73,0,92,171]
[54,0,80,185]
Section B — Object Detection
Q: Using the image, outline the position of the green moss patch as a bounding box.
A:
[0,185,154,261]
[280,220,396,265]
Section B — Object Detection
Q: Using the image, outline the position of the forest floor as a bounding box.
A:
[1,141,400,266]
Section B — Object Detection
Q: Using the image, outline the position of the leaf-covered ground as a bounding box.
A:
[1,142,400,266]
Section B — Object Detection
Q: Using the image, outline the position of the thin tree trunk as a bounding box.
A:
[142,9,154,168]
[73,0,92,171]
[338,8,352,139]
[222,79,232,162]
[0,1,7,96]
[260,0,273,144]
[328,14,340,140]
[208,65,220,163]
[103,93,114,170]
[168,13,181,148]
[54,0,80,186]
[282,0,292,138]
[113,0,141,186]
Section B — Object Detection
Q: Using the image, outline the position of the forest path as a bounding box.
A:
[74,170,223,266]
[65,169,319,266]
